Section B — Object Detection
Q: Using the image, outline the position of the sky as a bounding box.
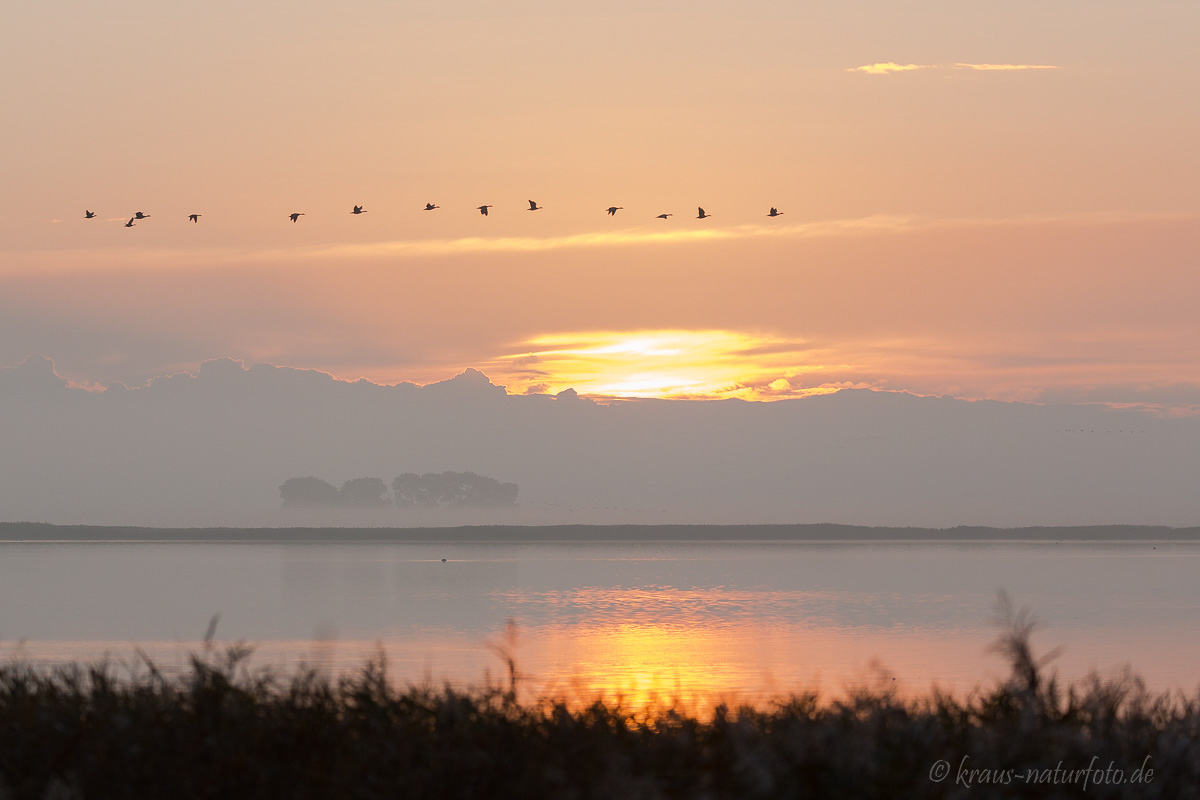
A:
[3,0,1198,412]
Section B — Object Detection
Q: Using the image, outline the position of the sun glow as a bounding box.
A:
[541,623,755,713]
[491,329,849,401]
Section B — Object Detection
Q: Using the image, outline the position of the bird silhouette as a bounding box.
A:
[478,205,493,216]
[84,210,96,219]
[423,203,440,211]
[124,217,135,228]
[134,212,150,220]
[289,213,305,223]
[351,205,366,214]
[528,200,542,211]
[655,213,673,219]
[767,207,783,217]
[696,207,710,219]
[606,206,623,216]
[188,214,201,222]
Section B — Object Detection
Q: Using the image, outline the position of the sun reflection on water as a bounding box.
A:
[12,618,1200,719]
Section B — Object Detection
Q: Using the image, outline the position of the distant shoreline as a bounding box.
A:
[2,521,1198,542]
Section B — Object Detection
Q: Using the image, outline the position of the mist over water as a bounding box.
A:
[4,540,1197,708]
[3,355,1200,528]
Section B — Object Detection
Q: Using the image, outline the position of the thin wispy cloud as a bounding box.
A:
[0,216,923,275]
[4,209,1191,277]
[853,62,926,75]
[957,63,1058,71]
[851,62,1059,75]
[295,217,919,262]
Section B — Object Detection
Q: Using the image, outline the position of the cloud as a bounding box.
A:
[955,63,1058,71]
[0,354,70,400]
[851,62,929,75]
[1031,382,1200,418]
[10,209,1193,279]
[851,62,1058,75]
[286,219,918,263]
[0,215,924,276]
[5,211,1198,413]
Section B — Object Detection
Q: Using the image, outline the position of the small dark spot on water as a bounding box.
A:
[442,558,447,562]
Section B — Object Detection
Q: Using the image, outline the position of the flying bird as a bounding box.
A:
[477,205,493,216]
[528,200,542,211]
[606,206,623,216]
[351,205,366,214]
[655,213,672,219]
[124,217,135,228]
[84,210,96,219]
[188,214,201,222]
[289,212,305,223]
[423,203,440,211]
[133,211,150,220]
[696,207,710,219]
[767,207,783,217]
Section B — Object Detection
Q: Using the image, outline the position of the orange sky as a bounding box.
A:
[3,1,1198,412]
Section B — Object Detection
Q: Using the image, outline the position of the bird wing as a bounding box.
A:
[529,200,537,210]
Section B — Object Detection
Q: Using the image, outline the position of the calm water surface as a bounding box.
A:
[2,541,1197,708]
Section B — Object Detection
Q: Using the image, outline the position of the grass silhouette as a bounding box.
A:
[1,606,1198,798]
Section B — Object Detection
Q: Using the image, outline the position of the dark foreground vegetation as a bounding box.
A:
[2,615,1198,799]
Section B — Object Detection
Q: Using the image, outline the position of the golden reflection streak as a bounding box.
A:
[537,624,753,714]
[17,624,1196,719]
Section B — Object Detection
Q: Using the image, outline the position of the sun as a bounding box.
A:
[489,329,847,401]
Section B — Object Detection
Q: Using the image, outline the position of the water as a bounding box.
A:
[2,540,1198,708]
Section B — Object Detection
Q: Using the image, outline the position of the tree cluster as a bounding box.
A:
[279,471,518,509]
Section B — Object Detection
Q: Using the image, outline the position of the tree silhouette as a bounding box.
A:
[279,476,339,508]
[281,472,516,509]
[338,477,390,507]
[391,471,517,507]
[391,472,437,506]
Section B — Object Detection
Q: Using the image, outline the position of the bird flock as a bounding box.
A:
[83,203,785,225]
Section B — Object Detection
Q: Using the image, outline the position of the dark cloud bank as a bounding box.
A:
[2,355,1198,528]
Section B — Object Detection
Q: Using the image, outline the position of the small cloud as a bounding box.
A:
[851,62,928,75]
[955,63,1058,71]
[851,62,1058,75]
